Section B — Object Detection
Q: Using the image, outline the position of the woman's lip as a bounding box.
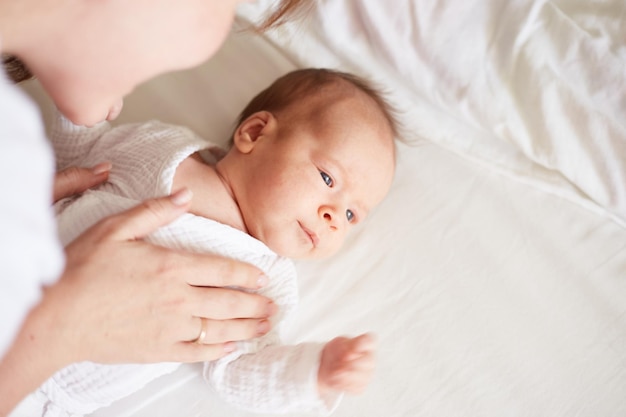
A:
[106,98,124,121]
[299,222,319,248]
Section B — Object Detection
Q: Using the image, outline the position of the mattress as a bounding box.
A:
[14,1,626,416]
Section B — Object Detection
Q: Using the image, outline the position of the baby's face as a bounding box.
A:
[235,97,395,259]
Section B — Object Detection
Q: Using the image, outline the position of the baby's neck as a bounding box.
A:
[172,152,247,232]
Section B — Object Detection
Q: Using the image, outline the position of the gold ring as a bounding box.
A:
[192,317,208,344]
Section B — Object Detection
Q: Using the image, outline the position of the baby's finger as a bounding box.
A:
[327,370,372,394]
[339,335,376,362]
[336,355,376,377]
[352,333,377,352]
[348,354,377,373]
[336,378,371,394]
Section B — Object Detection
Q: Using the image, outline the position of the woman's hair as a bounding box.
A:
[2,54,32,84]
[256,0,314,31]
[2,0,313,84]
[235,68,401,140]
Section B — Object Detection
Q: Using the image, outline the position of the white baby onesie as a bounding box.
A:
[37,115,340,416]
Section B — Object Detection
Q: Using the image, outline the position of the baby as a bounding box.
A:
[42,68,397,416]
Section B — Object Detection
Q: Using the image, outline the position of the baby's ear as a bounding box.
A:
[233,111,275,154]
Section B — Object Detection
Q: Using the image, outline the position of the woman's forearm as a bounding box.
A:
[0,290,70,416]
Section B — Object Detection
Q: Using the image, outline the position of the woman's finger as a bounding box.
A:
[52,163,111,203]
[58,193,274,364]
[186,286,276,320]
[172,341,238,363]
[158,249,268,290]
[100,189,193,241]
[86,194,267,290]
[188,317,272,345]
[183,254,269,289]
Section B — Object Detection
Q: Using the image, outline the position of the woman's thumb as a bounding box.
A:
[102,188,193,241]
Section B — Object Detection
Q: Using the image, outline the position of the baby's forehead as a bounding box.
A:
[276,82,397,173]
[346,150,396,213]
[286,88,394,136]
[317,109,396,202]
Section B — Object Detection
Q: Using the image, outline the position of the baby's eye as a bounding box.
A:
[346,209,355,222]
[320,171,333,187]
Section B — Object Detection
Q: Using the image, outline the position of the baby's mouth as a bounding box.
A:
[298,222,319,248]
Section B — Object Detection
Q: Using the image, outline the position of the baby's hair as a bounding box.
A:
[235,68,400,140]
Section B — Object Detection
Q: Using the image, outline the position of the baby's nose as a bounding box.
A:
[319,205,339,231]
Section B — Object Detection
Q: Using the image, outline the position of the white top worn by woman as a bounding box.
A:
[0,68,64,358]
[35,115,340,417]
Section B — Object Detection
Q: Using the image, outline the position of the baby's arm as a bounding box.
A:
[205,334,377,415]
[205,341,340,414]
[318,333,377,396]
[204,258,376,414]
[204,256,341,413]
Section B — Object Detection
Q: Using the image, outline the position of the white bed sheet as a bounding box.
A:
[238,0,626,227]
[13,1,626,416]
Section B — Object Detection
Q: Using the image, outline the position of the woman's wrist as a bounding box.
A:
[0,282,77,415]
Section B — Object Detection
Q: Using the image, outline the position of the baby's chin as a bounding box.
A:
[270,243,339,261]
[256,228,342,260]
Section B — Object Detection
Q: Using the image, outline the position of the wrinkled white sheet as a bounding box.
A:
[240,0,626,226]
[13,1,626,416]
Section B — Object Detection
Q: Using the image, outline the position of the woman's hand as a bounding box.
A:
[54,188,275,363]
[0,189,274,415]
[53,163,112,203]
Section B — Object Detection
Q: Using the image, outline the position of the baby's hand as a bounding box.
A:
[318,333,377,395]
